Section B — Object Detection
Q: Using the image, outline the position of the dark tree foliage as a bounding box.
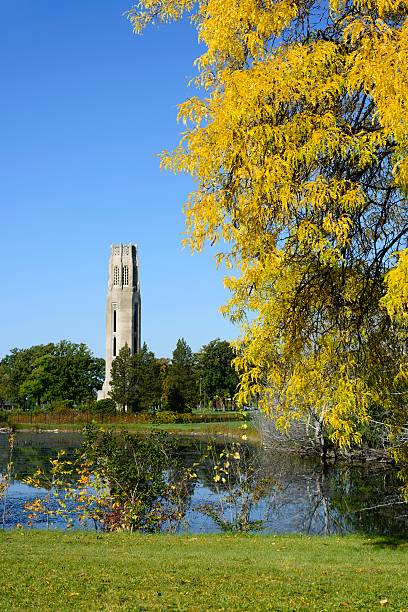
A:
[109,343,162,412]
[167,385,187,413]
[95,398,117,415]
[109,344,138,412]
[167,338,197,412]
[133,343,162,411]
[196,339,239,408]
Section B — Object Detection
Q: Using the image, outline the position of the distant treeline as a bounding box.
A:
[0,338,238,412]
[109,338,238,413]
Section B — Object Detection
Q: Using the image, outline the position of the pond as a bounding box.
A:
[0,431,407,535]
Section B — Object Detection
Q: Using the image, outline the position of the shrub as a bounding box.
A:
[0,410,11,427]
[94,399,117,415]
[152,411,177,424]
[24,425,192,532]
[48,400,75,413]
[150,411,246,424]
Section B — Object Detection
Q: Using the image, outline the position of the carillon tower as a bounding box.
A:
[98,243,141,400]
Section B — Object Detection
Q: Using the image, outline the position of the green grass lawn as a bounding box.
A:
[0,532,407,611]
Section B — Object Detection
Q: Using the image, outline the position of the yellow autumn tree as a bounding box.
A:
[128,1,408,452]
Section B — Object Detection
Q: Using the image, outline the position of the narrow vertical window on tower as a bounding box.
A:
[113,310,117,332]
[122,265,129,286]
[113,336,116,357]
[113,266,120,285]
[133,303,139,354]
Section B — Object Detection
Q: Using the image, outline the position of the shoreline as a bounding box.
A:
[0,421,260,443]
[1,424,395,463]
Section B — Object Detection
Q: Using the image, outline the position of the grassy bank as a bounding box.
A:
[0,532,406,610]
[10,419,258,441]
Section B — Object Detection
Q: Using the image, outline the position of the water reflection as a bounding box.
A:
[0,431,406,535]
[259,452,407,535]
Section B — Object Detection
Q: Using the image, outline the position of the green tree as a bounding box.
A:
[133,343,162,411]
[109,344,138,412]
[19,354,56,406]
[109,343,162,412]
[0,342,103,407]
[196,339,239,409]
[0,362,13,406]
[157,357,171,410]
[167,339,197,412]
[0,344,53,407]
[48,341,104,404]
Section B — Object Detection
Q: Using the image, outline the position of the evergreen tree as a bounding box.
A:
[133,343,162,411]
[109,343,163,412]
[157,357,171,410]
[109,344,138,412]
[167,338,197,412]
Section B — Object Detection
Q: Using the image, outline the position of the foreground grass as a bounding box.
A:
[13,419,258,441]
[0,532,407,611]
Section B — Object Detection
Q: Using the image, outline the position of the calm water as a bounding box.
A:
[0,431,407,535]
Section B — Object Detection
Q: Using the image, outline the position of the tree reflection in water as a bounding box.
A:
[259,450,408,535]
[0,432,407,534]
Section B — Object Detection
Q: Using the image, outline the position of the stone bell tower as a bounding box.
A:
[98,243,141,400]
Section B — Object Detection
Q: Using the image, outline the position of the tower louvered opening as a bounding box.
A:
[113,265,120,285]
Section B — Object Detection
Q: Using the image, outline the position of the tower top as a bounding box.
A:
[110,243,138,258]
[108,243,139,291]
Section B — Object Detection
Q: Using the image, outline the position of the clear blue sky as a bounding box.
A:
[0,0,236,360]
